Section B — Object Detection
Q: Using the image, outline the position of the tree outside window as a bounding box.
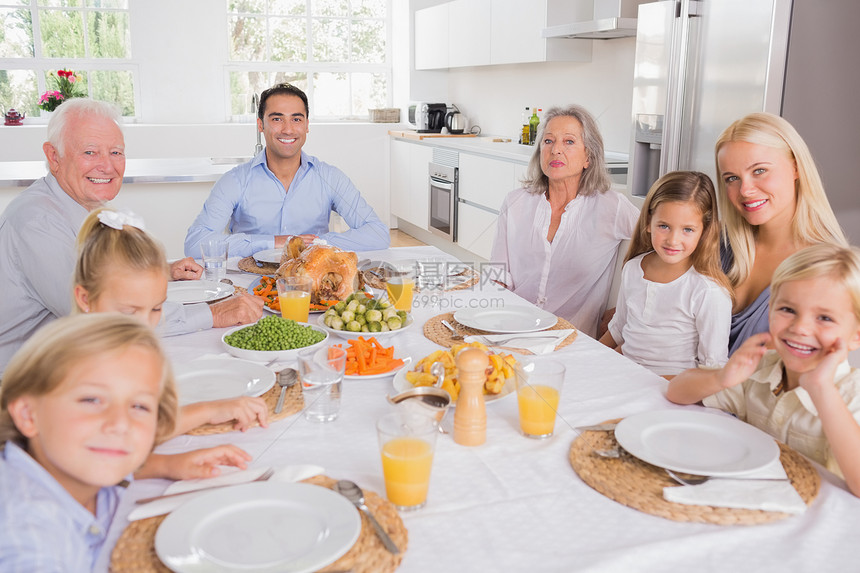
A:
[0,0,136,118]
[227,0,390,119]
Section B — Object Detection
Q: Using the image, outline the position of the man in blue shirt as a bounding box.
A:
[184,83,390,258]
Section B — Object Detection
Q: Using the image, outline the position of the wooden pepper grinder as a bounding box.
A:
[454,348,489,446]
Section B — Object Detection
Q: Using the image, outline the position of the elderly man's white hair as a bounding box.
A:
[46,98,123,156]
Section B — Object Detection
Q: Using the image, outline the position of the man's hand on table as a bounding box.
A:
[210,293,264,327]
[170,257,204,280]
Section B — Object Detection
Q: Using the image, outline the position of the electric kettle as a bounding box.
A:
[445,111,468,134]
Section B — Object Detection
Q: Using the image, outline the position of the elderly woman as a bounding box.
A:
[490,105,639,337]
[716,112,846,354]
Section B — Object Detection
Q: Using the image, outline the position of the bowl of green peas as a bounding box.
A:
[221,315,329,362]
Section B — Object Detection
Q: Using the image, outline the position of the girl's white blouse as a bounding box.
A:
[608,253,732,375]
[490,187,639,337]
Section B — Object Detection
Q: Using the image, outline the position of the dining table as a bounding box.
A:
[96,245,860,573]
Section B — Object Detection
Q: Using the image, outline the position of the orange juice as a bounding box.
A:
[381,437,434,508]
[517,384,560,437]
[279,291,311,322]
[386,278,415,311]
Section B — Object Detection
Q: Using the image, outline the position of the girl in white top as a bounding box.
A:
[490,105,639,337]
[600,171,732,377]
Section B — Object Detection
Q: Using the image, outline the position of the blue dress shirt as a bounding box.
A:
[0,441,125,572]
[184,150,390,258]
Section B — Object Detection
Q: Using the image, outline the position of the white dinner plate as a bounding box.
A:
[155,481,361,573]
[167,280,234,304]
[316,313,414,340]
[253,248,284,265]
[173,358,276,405]
[392,364,515,404]
[614,409,780,477]
[453,305,558,334]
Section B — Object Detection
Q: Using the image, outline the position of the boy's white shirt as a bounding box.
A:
[704,350,859,478]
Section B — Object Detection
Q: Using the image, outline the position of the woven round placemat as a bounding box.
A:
[186,380,303,436]
[238,255,280,276]
[422,312,578,354]
[568,419,820,525]
[110,475,407,573]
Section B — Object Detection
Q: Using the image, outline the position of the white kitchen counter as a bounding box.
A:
[389,131,629,166]
[0,157,249,188]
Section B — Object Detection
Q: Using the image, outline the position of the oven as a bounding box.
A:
[428,162,458,242]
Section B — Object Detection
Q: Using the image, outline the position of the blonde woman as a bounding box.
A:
[716,112,846,354]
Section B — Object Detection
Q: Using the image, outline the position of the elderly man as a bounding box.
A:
[0,98,262,374]
[183,82,390,258]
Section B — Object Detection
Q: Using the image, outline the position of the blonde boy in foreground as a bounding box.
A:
[667,243,860,496]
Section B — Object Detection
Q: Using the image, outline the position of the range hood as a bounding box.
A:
[542,0,645,40]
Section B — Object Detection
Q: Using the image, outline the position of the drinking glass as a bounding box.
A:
[377,411,438,511]
[277,276,313,322]
[200,238,228,282]
[515,360,566,438]
[386,260,416,311]
[299,345,347,422]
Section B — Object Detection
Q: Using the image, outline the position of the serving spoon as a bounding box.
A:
[333,480,400,554]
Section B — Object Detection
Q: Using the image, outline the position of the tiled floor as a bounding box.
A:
[390,228,426,247]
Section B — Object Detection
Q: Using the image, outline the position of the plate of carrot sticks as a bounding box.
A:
[333,336,410,380]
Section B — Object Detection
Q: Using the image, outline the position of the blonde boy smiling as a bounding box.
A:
[667,243,860,496]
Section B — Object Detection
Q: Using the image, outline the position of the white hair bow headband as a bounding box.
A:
[97,209,146,231]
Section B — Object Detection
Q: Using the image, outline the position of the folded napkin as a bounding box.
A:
[662,458,807,515]
[464,329,575,355]
[128,464,324,521]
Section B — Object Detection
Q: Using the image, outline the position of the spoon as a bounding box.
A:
[274,368,297,414]
[333,480,400,554]
[430,361,445,388]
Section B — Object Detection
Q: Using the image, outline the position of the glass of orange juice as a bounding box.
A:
[377,411,438,511]
[385,260,416,311]
[276,276,313,322]
[515,360,565,439]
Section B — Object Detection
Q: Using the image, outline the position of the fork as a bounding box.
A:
[665,468,790,486]
[475,334,559,347]
[136,467,275,504]
[441,319,464,340]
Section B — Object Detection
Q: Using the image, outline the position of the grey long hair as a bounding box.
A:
[522,104,612,197]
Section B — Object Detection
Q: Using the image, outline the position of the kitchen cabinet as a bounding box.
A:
[448,0,491,68]
[457,202,498,261]
[414,0,590,70]
[458,153,521,212]
[414,3,449,69]
[390,139,433,231]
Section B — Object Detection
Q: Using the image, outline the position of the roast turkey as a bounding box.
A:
[276,238,362,303]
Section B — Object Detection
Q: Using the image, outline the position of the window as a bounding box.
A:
[227,0,390,120]
[0,0,136,118]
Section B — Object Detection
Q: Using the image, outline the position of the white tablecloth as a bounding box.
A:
[98,246,860,572]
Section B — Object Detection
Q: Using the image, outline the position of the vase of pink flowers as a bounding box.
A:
[38,69,86,114]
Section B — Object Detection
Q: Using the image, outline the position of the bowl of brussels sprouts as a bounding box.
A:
[221,315,329,361]
[315,292,413,340]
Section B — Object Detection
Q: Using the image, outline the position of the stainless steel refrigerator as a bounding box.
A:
[625,0,860,243]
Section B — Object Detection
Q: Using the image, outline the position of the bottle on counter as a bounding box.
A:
[520,107,530,146]
[528,108,540,146]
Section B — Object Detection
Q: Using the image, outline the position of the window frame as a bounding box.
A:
[225,0,393,122]
[0,0,140,120]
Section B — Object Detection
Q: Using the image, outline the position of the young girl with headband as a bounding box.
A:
[72,208,270,438]
[600,171,732,377]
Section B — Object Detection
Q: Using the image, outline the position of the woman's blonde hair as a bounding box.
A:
[626,171,732,296]
[73,208,168,312]
[523,104,612,197]
[0,314,178,447]
[771,244,860,322]
[715,112,846,287]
